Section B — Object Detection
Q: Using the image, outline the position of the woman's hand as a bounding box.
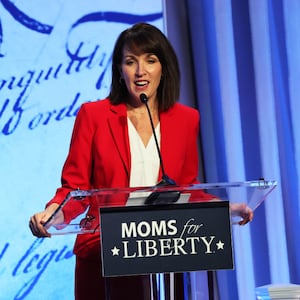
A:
[29,203,64,238]
[230,202,253,225]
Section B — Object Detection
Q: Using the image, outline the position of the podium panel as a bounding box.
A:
[42,180,277,300]
[43,179,277,235]
[100,201,233,276]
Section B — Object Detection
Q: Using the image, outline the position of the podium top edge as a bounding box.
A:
[68,180,277,198]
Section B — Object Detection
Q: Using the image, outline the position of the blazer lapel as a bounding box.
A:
[107,103,131,177]
[158,108,176,182]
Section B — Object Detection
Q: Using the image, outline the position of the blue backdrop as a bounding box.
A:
[0,1,163,299]
[185,0,300,299]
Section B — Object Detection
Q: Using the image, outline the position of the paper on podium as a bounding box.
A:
[43,179,277,235]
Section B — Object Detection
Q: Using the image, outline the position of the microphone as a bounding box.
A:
[140,93,176,186]
[139,93,180,204]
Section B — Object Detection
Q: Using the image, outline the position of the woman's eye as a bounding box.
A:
[125,60,134,65]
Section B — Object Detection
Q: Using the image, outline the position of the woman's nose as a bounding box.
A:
[136,62,146,76]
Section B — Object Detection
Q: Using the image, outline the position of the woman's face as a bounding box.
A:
[120,47,162,106]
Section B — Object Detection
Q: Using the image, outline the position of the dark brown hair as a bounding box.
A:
[108,23,180,111]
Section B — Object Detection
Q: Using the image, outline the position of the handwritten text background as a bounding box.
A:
[0,1,163,299]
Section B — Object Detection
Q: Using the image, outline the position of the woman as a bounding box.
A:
[29,23,253,299]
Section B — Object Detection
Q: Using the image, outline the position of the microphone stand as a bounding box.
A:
[139,93,180,205]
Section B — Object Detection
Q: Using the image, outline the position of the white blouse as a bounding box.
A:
[127,118,160,187]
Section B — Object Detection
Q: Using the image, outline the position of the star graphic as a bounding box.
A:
[216,240,224,250]
[111,246,120,256]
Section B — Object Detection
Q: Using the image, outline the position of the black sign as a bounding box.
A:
[100,201,233,277]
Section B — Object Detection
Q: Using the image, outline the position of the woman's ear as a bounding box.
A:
[118,67,123,77]
[118,68,124,85]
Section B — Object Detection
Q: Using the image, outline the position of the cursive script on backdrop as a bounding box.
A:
[0,240,74,299]
[0,7,163,136]
[0,3,163,299]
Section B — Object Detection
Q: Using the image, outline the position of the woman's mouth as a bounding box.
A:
[135,80,149,87]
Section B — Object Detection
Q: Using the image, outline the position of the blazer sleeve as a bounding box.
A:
[180,106,217,202]
[46,103,95,223]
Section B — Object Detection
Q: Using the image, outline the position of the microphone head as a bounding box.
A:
[140,93,148,103]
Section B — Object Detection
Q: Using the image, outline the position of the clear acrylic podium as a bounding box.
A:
[44,179,277,299]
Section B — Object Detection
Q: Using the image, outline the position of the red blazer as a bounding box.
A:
[47,99,210,256]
